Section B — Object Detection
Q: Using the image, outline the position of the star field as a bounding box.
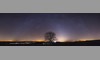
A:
[0,13,100,42]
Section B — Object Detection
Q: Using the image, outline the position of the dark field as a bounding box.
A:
[0,40,100,46]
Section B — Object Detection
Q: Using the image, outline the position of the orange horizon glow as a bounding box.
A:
[0,38,99,42]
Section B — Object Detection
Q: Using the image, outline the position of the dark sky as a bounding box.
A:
[0,13,100,41]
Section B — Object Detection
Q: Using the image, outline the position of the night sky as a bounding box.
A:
[0,13,100,42]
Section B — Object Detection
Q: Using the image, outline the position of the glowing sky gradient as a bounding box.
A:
[0,13,100,42]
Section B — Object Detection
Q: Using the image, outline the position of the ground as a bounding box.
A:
[0,40,100,46]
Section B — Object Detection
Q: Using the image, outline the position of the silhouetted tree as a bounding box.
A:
[45,32,57,43]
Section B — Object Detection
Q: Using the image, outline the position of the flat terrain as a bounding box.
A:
[0,40,100,46]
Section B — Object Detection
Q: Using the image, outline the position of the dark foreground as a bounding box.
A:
[0,40,100,46]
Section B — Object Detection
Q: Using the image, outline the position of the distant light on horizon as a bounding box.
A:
[79,39,95,41]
